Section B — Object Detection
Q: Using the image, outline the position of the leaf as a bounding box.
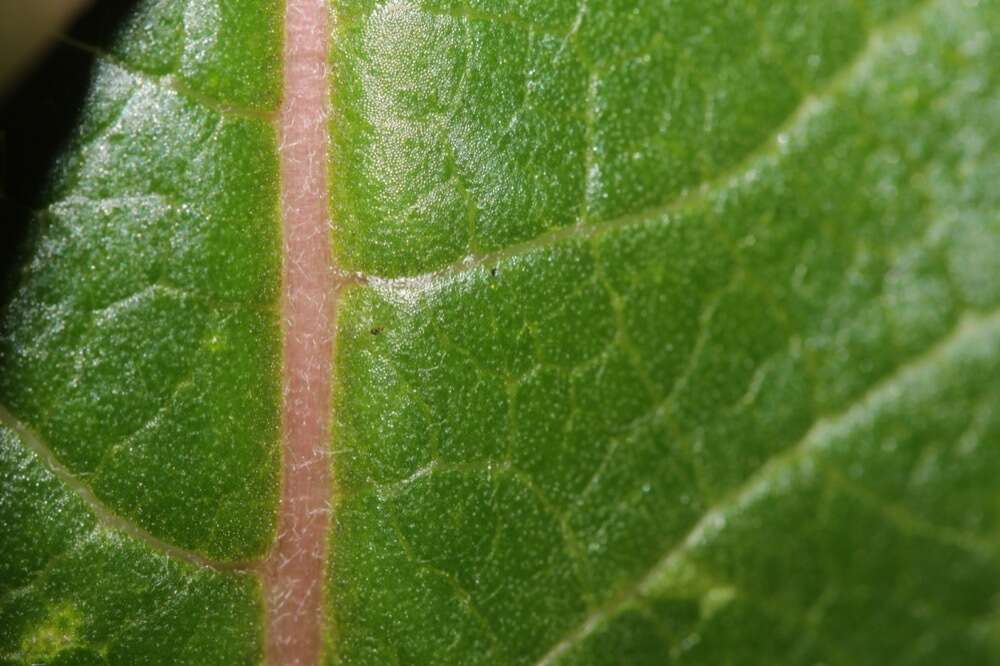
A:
[1,1,283,663]
[0,421,263,664]
[2,0,1000,665]
[326,0,1000,663]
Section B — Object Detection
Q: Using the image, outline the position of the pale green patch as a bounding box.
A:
[19,603,82,663]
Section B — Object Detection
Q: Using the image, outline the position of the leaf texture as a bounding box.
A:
[326,0,1000,663]
[0,0,999,664]
[0,1,283,560]
[1,1,283,662]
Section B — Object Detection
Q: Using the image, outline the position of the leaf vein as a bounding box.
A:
[369,0,940,288]
[533,306,1000,665]
[0,404,260,573]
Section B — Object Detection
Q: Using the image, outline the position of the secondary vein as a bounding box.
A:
[367,0,939,291]
[533,307,1000,666]
[0,404,250,572]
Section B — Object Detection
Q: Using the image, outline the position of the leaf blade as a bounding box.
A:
[326,0,1000,662]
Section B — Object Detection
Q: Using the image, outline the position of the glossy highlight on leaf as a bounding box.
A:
[1,0,282,662]
[327,0,1000,663]
[1,0,999,664]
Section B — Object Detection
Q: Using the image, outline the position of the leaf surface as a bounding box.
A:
[1,0,999,665]
[1,1,283,662]
[327,0,1000,663]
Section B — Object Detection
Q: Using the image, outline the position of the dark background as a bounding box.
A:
[0,2,140,284]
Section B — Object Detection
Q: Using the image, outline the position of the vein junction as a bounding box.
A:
[0,405,249,572]
[366,0,938,292]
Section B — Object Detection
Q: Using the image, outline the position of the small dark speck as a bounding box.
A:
[370,326,384,336]
[490,267,499,278]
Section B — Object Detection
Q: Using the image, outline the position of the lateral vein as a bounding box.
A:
[533,307,1000,666]
[0,404,253,572]
[367,0,940,290]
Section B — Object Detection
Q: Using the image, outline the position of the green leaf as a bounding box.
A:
[0,421,263,664]
[1,0,283,662]
[327,0,1000,663]
[1,0,999,664]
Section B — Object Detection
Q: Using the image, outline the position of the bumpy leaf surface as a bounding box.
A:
[2,0,1000,664]
[1,1,282,662]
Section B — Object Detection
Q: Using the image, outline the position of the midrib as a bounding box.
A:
[266,0,335,664]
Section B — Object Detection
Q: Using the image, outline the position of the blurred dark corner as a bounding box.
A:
[0,2,140,289]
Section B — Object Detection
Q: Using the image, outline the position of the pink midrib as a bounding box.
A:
[265,1,334,664]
